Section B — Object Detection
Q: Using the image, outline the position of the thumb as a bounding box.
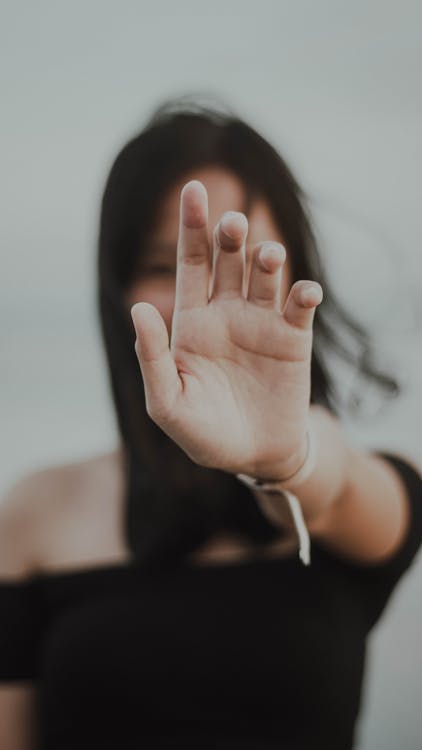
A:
[130,302,181,421]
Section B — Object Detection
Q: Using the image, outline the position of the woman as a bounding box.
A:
[0,98,421,750]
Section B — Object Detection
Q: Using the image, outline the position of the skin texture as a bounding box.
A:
[129,168,323,480]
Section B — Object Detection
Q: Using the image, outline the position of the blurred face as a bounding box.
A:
[125,166,292,332]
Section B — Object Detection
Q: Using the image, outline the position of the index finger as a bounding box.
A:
[174,180,211,311]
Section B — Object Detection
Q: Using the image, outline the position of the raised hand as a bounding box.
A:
[131,180,323,481]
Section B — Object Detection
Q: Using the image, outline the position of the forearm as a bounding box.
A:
[252,404,412,564]
[252,404,358,528]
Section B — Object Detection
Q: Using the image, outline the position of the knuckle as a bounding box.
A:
[252,284,276,303]
[181,253,207,266]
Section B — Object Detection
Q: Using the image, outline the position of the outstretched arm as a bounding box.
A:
[131,179,420,566]
[253,403,419,564]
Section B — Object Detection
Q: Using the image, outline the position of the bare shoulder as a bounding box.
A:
[0,448,126,579]
[0,463,67,578]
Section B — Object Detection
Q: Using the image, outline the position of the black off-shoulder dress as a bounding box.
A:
[1,452,421,750]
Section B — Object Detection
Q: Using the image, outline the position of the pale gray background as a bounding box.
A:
[1,1,421,747]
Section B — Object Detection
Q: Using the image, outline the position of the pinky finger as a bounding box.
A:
[282,281,323,330]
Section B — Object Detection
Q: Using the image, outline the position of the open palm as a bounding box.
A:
[131,180,323,481]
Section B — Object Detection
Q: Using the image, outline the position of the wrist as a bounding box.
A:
[263,432,310,485]
[236,424,317,568]
[238,424,316,492]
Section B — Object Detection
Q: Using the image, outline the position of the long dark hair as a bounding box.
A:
[97,96,399,568]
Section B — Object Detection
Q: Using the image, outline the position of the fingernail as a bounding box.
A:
[181,181,207,228]
[260,241,286,264]
[220,211,248,240]
[302,285,322,305]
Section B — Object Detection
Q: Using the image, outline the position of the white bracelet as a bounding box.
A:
[237,423,317,491]
[236,425,317,566]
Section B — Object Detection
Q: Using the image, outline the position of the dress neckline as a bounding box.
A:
[28,547,302,584]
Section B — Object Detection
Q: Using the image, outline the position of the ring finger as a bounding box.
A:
[210,211,248,299]
[247,241,286,309]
